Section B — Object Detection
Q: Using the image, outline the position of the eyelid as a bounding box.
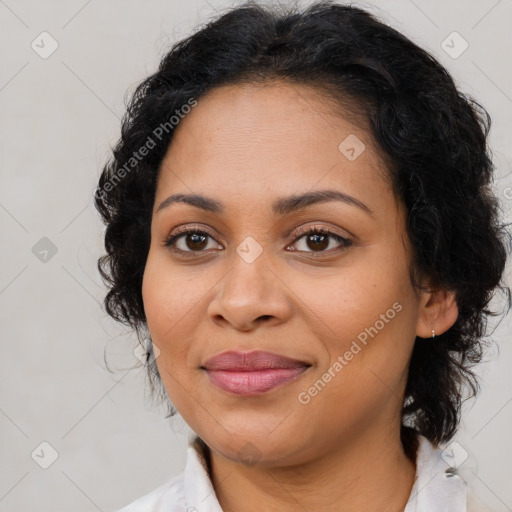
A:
[165,221,352,242]
[283,219,355,241]
[163,222,353,255]
[289,223,352,243]
[163,223,351,244]
[163,223,222,243]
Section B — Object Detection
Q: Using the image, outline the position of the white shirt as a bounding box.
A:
[114,434,489,512]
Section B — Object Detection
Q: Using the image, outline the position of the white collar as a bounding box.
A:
[184,434,467,512]
[184,436,224,512]
[404,434,467,511]
[116,433,469,511]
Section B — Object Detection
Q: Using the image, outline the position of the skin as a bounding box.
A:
[141,81,459,512]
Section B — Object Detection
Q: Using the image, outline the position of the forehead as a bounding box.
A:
[168,81,375,158]
[156,81,394,214]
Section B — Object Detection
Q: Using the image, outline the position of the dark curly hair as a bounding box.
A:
[94,0,510,460]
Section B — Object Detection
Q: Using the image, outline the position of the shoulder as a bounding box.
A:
[112,472,187,512]
[412,434,497,512]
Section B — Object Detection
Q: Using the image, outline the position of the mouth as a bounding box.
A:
[201,350,311,395]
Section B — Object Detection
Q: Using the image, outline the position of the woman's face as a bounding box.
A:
[142,81,426,466]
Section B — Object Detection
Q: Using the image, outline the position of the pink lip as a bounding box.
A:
[202,350,310,395]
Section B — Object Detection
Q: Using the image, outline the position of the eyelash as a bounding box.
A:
[163,224,353,257]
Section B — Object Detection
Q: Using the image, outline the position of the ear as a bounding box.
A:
[415,285,459,338]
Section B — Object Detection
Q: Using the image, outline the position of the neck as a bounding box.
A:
[207,426,417,512]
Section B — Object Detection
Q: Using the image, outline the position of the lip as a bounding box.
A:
[202,350,311,395]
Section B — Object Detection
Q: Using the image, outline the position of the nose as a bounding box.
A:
[207,249,293,332]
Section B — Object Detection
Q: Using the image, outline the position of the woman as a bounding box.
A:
[95,1,509,510]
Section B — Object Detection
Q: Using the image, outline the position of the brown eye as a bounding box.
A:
[289,227,352,255]
[182,232,209,251]
[164,228,222,254]
[305,233,329,251]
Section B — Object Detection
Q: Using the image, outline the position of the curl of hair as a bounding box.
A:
[95,0,511,459]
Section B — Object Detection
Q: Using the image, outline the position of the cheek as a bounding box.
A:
[142,251,208,339]
[141,250,217,404]
[142,257,202,411]
[292,248,414,345]
[291,248,418,400]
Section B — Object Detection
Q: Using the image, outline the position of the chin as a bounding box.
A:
[200,425,310,468]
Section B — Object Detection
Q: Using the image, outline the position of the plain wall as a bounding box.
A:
[1,0,511,510]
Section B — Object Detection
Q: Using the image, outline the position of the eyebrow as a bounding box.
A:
[156,189,373,216]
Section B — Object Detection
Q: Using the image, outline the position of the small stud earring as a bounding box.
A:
[432,329,436,339]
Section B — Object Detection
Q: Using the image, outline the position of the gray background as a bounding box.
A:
[1,0,511,511]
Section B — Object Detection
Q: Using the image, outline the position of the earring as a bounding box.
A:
[432,329,436,339]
